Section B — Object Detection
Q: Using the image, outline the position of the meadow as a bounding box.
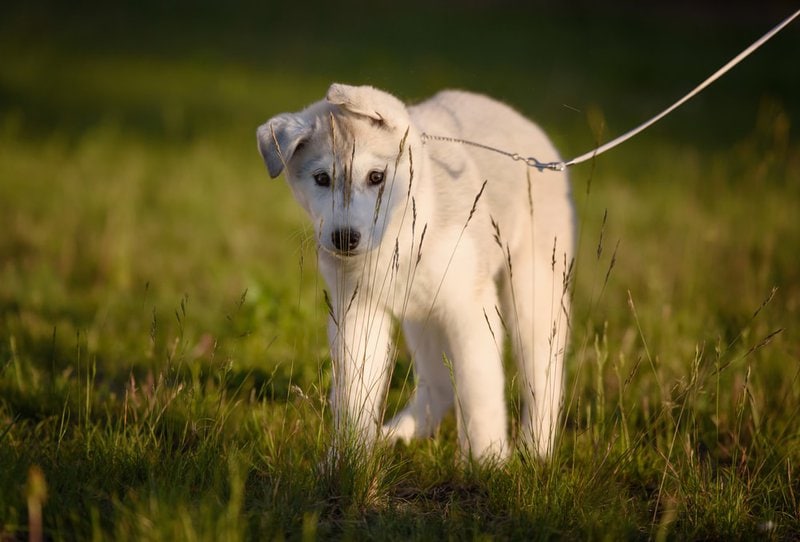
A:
[1,2,799,539]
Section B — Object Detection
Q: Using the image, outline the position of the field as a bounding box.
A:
[1,2,799,539]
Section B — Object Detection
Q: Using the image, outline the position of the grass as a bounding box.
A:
[1,1,799,539]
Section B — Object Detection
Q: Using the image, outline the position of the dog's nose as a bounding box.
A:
[331,228,361,253]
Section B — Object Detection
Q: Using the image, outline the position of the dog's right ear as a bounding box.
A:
[256,114,311,178]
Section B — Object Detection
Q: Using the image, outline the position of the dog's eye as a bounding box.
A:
[368,170,385,186]
[313,172,331,187]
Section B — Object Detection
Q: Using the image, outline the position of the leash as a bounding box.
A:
[421,8,800,172]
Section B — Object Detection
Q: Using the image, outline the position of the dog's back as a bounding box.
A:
[410,90,574,267]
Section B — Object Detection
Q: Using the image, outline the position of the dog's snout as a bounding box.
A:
[331,228,361,253]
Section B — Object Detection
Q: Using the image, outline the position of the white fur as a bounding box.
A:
[257,84,575,460]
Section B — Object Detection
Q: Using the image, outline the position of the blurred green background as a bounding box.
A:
[2,0,797,372]
[2,0,799,409]
[3,2,799,147]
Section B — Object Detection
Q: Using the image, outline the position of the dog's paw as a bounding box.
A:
[381,412,417,443]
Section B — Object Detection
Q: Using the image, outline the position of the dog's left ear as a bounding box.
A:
[256,113,311,178]
[326,84,407,129]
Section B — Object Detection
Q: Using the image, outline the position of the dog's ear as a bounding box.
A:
[256,113,311,178]
[326,83,407,129]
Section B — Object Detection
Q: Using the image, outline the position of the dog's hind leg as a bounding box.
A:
[382,320,454,443]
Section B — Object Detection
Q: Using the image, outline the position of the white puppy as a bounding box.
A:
[257,84,575,460]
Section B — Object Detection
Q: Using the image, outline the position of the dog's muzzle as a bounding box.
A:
[331,228,361,254]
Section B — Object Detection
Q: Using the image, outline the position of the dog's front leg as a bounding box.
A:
[443,294,509,461]
[327,304,394,451]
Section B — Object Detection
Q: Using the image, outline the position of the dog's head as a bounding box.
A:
[257,84,415,258]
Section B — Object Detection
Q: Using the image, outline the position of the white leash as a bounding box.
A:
[422,8,800,172]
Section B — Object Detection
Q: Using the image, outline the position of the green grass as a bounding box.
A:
[2,2,799,539]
